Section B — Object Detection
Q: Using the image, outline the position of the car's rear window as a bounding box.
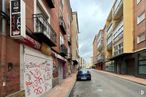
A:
[79,69,88,74]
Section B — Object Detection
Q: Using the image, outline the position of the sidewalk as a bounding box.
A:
[97,70,146,85]
[41,73,76,97]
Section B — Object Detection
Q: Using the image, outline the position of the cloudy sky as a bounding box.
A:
[70,0,114,63]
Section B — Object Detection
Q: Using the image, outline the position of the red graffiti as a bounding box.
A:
[34,86,43,95]
[26,81,33,87]
[25,61,52,96]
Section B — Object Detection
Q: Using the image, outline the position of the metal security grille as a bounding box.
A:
[24,46,53,97]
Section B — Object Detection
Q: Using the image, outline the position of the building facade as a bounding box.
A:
[71,12,79,72]
[133,0,146,78]
[104,0,134,74]
[93,29,105,70]
[0,0,77,97]
[103,0,146,78]
[93,35,98,66]
[104,10,114,72]
[96,30,105,70]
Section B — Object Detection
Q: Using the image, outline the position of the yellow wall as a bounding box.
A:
[123,0,134,53]
[105,11,113,60]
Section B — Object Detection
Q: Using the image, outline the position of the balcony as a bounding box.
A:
[107,23,113,35]
[97,42,103,51]
[113,21,124,43]
[107,42,112,51]
[107,55,112,60]
[33,14,56,47]
[113,0,123,19]
[97,54,105,62]
[59,16,66,35]
[60,44,67,56]
[68,35,71,45]
[45,0,55,8]
[67,53,72,60]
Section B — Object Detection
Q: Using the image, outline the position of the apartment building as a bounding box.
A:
[133,0,146,78]
[79,57,86,69]
[93,35,98,66]
[93,29,105,70]
[105,0,134,74]
[96,30,105,70]
[105,10,115,72]
[0,0,74,97]
[71,12,79,72]
[104,0,146,78]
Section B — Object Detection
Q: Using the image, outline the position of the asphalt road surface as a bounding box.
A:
[69,69,146,97]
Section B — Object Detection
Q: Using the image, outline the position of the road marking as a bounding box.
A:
[140,90,145,95]
[97,88,103,92]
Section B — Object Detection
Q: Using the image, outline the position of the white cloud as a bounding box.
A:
[71,0,114,63]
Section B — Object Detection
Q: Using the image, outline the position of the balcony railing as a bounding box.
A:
[114,48,123,56]
[113,0,123,18]
[45,0,55,8]
[107,23,113,35]
[68,35,71,45]
[60,44,67,56]
[67,53,72,59]
[96,54,105,62]
[33,14,56,47]
[59,16,66,34]
[113,21,124,43]
[97,41,103,51]
[107,41,112,51]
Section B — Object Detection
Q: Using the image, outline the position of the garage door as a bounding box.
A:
[24,46,52,97]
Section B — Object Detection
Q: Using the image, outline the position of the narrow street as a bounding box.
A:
[70,70,146,97]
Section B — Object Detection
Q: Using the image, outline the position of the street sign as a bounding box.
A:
[10,0,26,38]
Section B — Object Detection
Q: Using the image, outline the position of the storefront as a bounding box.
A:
[18,30,53,97]
[22,46,53,97]
[134,49,146,78]
[105,61,115,72]
[96,62,105,70]
[110,53,133,75]
[51,51,67,85]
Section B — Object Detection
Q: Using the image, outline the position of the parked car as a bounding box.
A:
[76,69,91,81]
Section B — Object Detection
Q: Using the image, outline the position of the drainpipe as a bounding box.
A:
[0,0,7,96]
[2,0,6,33]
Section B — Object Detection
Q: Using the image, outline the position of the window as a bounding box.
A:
[36,19,47,33]
[137,12,145,24]
[107,23,112,35]
[60,0,64,10]
[114,0,122,12]
[137,0,142,4]
[114,45,118,56]
[114,25,123,39]
[114,42,123,56]
[138,60,146,74]
[60,33,64,45]
[137,33,145,43]
[107,36,112,45]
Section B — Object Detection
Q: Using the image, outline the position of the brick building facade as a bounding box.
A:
[0,0,77,97]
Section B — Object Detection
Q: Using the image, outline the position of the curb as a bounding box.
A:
[114,76,146,86]
[95,70,146,86]
[65,76,76,97]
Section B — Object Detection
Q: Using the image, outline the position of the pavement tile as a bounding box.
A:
[41,73,76,97]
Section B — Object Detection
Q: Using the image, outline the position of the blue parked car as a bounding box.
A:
[76,69,91,81]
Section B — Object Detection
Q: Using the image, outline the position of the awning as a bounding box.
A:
[110,53,133,60]
[51,51,67,62]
